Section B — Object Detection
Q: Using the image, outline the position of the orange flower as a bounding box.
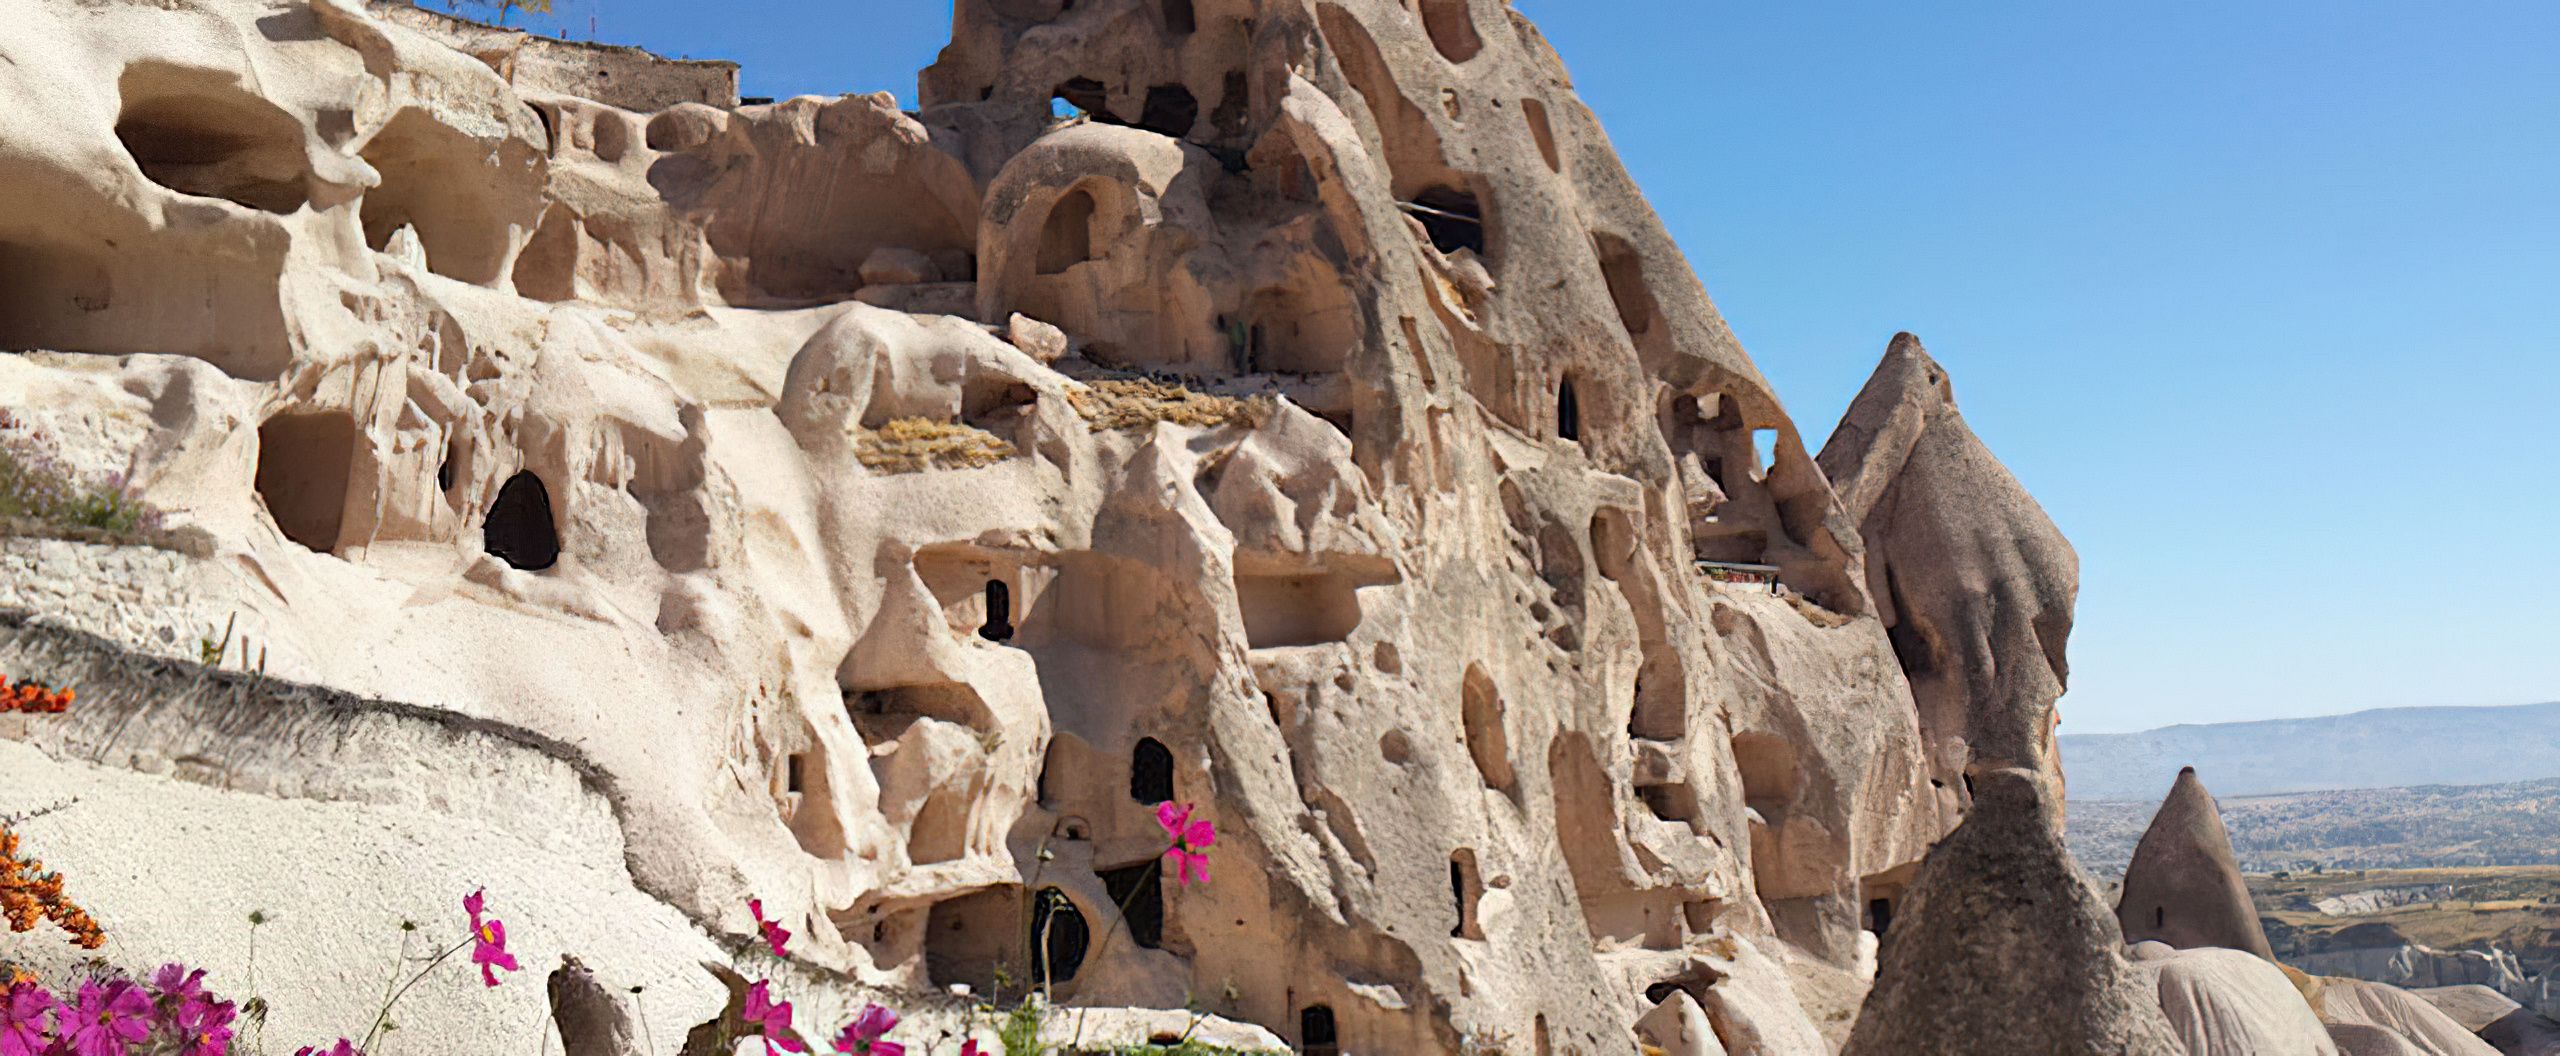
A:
[0,823,103,949]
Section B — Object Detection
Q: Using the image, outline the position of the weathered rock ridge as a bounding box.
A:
[0,0,2100,1051]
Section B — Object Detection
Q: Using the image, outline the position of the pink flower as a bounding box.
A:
[1155,802,1217,886]
[148,965,207,1009]
[741,981,804,1056]
[749,898,792,958]
[0,982,55,1056]
[64,978,150,1056]
[293,1040,361,1056]
[959,1041,983,1056]
[463,889,521,988]
[173,999,235,1056]
[829,1003,901,1055]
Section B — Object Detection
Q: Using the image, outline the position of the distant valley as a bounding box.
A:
[2069,776,2560,877]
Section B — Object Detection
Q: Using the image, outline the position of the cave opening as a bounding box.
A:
[1028,887,1089,985]
[1099,859,1165,949]
[1301,1005,1339,1056]
[254,412,357,554]
[1037,188,1097,275]
[484,470,560,571]
[1138,84,1198,138]
[1450,849,1484,939]
[1404,186,1484,256]
[1557,377,1581,442]
[980,579,1015,642]
[1130,737,1175,804]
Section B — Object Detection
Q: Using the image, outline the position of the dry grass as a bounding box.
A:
[1788,592,1853,629]
[1067,377,1272,432]
[854,418,1015,474]
[0,426,211,557]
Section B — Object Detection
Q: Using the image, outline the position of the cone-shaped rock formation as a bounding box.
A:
[2118,767,2277,959]
[1841,768,2182,1056]
[1819,333,2080,806]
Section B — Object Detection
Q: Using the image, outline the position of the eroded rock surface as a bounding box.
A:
[1840,769,2182,1056]
[1819,332,2080,799]
[0,0,2075,1051]
[2118,767,2279,959]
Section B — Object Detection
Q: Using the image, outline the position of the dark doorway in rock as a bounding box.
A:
[1130,737,1175,804]
[785,754,806,795]
[1028,887,1089,985]
[1138,84,1198,138]
[485,471,560,571]
[1557,377,1581,442]
[436,443,457,493]
[2155,906,2165,929]
[1405,186,1484,256]
[1037,188,1096,275]
[1099,859,1165,949]
[254,412,356,554]
[1301,1005,1339,1056]
[1162,0,1196,33]
[1866,898,1892,935]
[980,580,1015,642]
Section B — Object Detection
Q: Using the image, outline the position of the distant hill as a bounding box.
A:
[2060,701,2560,803]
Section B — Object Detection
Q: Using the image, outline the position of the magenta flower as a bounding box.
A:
[1156,802,1217,886]
[148,965,207,1009]
[830,1003,902,1056]
[173,998,235,1056]
[463,889,521,988]
[1,982,55,1056]
[64,978,151,1056]
[749,898,792,958]
[959,1041,983,1056]
[741,981,804,1056]
[293,1040,361,1056]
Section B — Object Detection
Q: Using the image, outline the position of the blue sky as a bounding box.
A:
[479,1,2560,734]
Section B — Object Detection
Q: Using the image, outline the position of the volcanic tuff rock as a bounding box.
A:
[1839,769,2183,1056]
[2313,979,2506,1056]
[2118,767,2281,959]
[0,0,2068,1050]
[1818,332,2080,795]
[2142,944,2343,1056]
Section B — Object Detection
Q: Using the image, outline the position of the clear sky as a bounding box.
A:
[478,1,2560,734]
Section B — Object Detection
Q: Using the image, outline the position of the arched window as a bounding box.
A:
[980,580,1015,642]
[1029,888,1089,984]
[1130,737,1175,804]
[1037,188,1096,275]
[1301,1005,1339,1056]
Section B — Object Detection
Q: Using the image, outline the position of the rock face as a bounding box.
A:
[2481,1008,2560,1056]
[2142,945,2342,1056]
[1840,768,2183,1056]
[2118,767,2279,958]
[1819,333,2079,796]
[2313,979,2505,1056]
[0,0,2071,1051]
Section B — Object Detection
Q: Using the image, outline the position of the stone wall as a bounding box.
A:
[368,2,739,110]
